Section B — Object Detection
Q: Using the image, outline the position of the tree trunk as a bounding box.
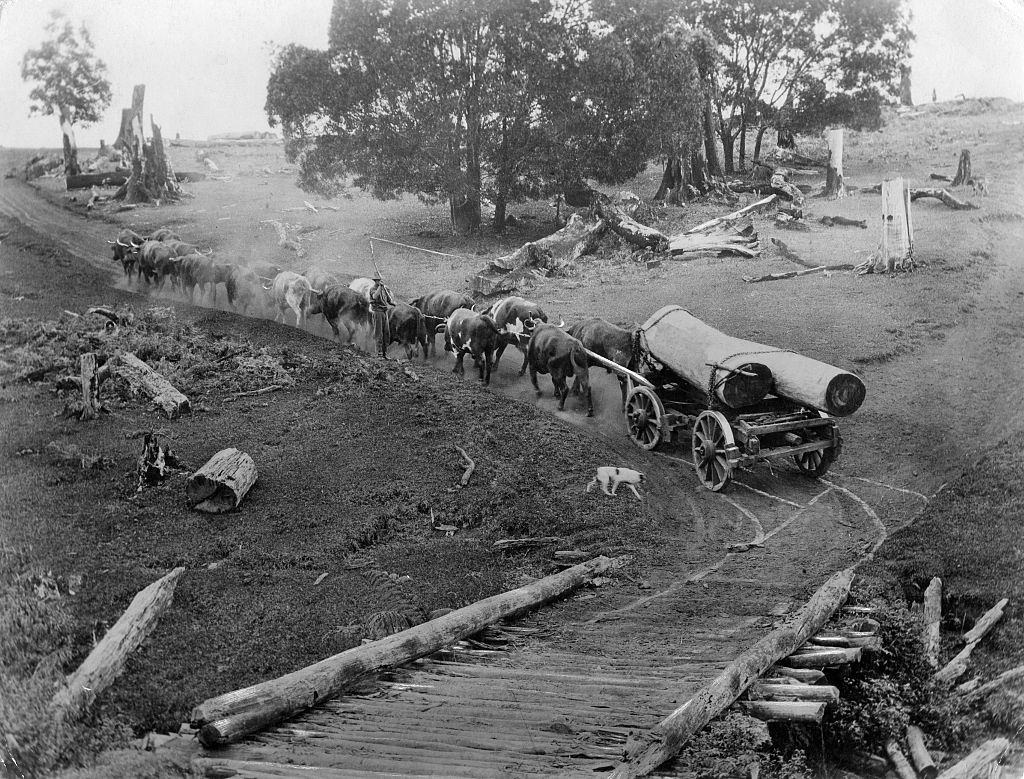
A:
[721,125,735,174]
[493,194,507,234]
[191,555,620,745]
[689,146,710,194]
[186,448,258,513]
[58,106,80,178]
[610,567,855,779]
[594,196,669,250]
[886,740,917,779]
[51,567,184,721]
[653,156,682,203]
[824,129,845,199]
[937,739,1009,779]
[113,351,191,418]
[703,99,723,178]
[753,124,768,163]
[738,110,747,171]
[951,149,972,187]
[900,67,914,107]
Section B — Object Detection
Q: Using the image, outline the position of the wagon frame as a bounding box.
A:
[582,348,843,492]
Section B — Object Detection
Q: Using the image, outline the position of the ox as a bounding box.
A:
[271,271,321,327]
[410,290,474,356]
[446,309,501,385]
[178,255,232,303]
[110,229,144,281]
[527,324,593,416]
[304,268,349,291]
[147,227,181,242]
[348,276,375,301]
[135,240,175,287]
[566,318,636,409]
[487,296,550,375]
[388,302,429,360]
[307,285,371,344]
[225,265,266,315]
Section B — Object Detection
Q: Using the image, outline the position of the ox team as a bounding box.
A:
[110,231,637,417]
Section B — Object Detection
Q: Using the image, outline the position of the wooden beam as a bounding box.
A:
[191,556,621,746]
[609,567,854,779]
[52,568,184,720]
[737,700,825,723]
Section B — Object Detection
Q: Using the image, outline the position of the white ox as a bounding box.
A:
[349,277,375,302]
[270,271,322,328]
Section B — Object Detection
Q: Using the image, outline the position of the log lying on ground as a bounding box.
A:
[961,664,1024,702]
[923,577,942,667]
[186,448,257,513]
[963,597,1008,643]
[736,700,825,723]
[609,567,854,779]
[783,646,862,668]
[595,196,669,251]
[907,725,938,779]
[668,217,759,258]
[936,738,1008,779]
[113,352,190,418]
[66,170,204,189]
[640,305,866,415]
[770,666,825,683]
[934,598,1008,684]
[771,237,816,268]
[820,215,868,229]
[886,740,918,779]
[52,567,184,721]
[681,194,777,235]
[910,188,979,210]
[747,683,839,702]
[742,264,855,284]
[930,173,952,182]
[468,214,607,296]
[191,555,621,746]
[768,148,828,168]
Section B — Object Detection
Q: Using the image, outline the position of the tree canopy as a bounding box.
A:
[266,0,706,232]
[21,11,112,176]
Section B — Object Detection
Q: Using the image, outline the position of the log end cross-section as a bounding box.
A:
[186,448,258,513]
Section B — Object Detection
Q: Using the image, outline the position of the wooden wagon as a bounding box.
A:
[585,305,865,492]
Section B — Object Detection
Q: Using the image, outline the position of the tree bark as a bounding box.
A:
[704,99,723,178]
[594,196,669,250]
[654,156,682,203]
[186,448,258,513]
[721,126,735,174]
[51,567,184,721]
[951,148,971,187]
[610,567,855,779]
[113,351,191,418]
[191,555,620,745]
[58,105,81,178]
[738,109,747,171]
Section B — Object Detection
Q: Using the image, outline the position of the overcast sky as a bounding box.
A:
[0,0,1022,148]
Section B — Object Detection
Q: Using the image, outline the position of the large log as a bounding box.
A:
[907,725,938,779]
[747,682,839,702]
[66,170,201,190]
[668,218,759,258]
[961,664,1024,701]
[594,196,669,251]
[962,597,1007,643]
[640,306,866,415]
[186,448,257,513]
[51,567,184,720]
[114,351,190,418]
[609,567,854,779]
[923,577,942,667]
[886,740,917,779]
[783,646,862,668]
[936,738,1008,779]
[191,555,620,746]
[770,666,825,683]
[736,700,825,723]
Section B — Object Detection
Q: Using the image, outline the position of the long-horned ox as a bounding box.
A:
[270,271,322,328]
[486,296,557,375]
[527,323,593,416]
[410,290,474,356]
[566,318,636,410]
[307,285,371,344]
[445,309,502,385]
[388,302,429,360]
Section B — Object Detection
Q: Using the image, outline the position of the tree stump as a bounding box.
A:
[823,129,845,199]
[114,351,190,418]
[80,352,102,420]
[186,448,258,513]
[951,148,972,187]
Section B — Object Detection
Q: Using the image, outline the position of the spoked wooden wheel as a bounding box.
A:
[692,411,735,492]
[625,386,664,451]
[794,414,840,478]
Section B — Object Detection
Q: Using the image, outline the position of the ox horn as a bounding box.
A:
[555,319,565,328]
[435,323,447,333]
[116,239,131,247]
[105,239,116,244]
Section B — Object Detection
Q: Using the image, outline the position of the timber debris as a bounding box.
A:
[186,448,258,513]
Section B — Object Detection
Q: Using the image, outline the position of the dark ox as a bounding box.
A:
[445,309,501,385]
[136,240,175,286]
[110,229,144,280]
[487,296,549,375]
[388,302,429,360]
[566,318,636,409]
[177,255,232,303]
[225,265,265,315]
[527,324,593,416]
[147,227,181,242]
[410,290,474,356]
[307,285,370,343]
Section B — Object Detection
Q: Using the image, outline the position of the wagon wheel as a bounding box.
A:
[625,386,664,451]
[692,410,735,492]
[794,421,842,478]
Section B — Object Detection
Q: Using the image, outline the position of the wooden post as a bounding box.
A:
[951,149,972,187]
[609,567,855,779]
[879,178,914,272]
[79,353,102,420]
[923,577,942,667]
[907,725,938,779]
[52,567,184,720]
[186,448,258,513]
[191,555,621,746]
[824,129,845,199]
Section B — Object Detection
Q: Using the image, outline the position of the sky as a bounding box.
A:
[0,0,1022,148]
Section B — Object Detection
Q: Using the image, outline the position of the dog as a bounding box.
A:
[586,467,645,500]
[968,176,989,196]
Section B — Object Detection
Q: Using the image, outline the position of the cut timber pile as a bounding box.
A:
[52,568,184,721]
[640,305,866,416]
[469,214,607,296]
[114,351,190,418]
[190,555,620,746]
[609,567,855,778]
[186,448,258,513]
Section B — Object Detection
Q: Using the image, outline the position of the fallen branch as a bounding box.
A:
[191,555,622,745]
[682,195,777,235]
[963,597,1008,643]
[369,236,459,259]
[910,188,979,210]
[934,598,1008,685]
[886,740,917,779]
[936,738,1008,779]
[86,306,123,325]
[669,217,759,258]
[923,577,942,667]
[907,725,938,779]
[454,445,475,488]
[742,264,853,283]
[610,567,854,778]
[51,568,184,721]
[594,196,668,251]
[929,173,952,182]
[771,237,816,268]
